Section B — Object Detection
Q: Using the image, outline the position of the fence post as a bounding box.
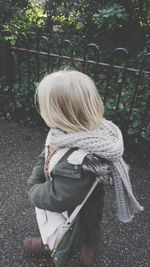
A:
[0,39,16,112]
[3,40,16,88]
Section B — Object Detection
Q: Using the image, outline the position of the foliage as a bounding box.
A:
[0,0,150,141]
[1,1,47,45]
[93,4,128,29]
[0,0,28,28]
[43,2,129,46]
[48,3,128,36]
[1,0,150,54]
[43,0,150,52]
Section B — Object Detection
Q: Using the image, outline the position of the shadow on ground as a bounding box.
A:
[0,119,149,267]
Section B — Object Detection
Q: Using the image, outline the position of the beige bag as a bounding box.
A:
[35,148,100,253]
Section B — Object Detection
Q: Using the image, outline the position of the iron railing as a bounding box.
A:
[0,36,150,163]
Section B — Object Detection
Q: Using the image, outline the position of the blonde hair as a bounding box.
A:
[36,69,104,133]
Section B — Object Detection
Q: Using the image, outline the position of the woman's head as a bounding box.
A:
[36,69,104,133]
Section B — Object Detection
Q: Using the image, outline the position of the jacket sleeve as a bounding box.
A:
[29,153,110,213]
[29,172,94,212]
[27,149,46,186]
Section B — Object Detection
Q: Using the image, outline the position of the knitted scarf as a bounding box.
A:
[47,118,143,223]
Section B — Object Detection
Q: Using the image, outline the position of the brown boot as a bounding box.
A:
[23,236,46,254]
[81,244,96,267]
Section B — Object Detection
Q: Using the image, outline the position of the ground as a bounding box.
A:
[0,119,149,267]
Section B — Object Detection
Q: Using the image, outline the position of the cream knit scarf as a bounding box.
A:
[48,118,143,223]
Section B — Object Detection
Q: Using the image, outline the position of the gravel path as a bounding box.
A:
[0,119,149,267]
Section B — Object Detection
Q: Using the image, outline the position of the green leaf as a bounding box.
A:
[76,22,84,30]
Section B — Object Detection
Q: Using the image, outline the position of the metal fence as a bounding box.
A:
[0,36,150,161]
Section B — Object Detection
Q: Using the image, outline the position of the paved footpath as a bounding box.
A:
[0,119,149,267]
